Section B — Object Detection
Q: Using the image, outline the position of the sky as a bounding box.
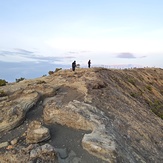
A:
[0,0,163,82]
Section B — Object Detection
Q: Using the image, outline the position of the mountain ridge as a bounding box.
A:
[0,67,163,163]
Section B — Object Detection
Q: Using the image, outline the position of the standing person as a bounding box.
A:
[88,60,91,68]
[72,61,76,71]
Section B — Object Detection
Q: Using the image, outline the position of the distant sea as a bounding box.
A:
[1,61,144,83]
[0,61,70,82]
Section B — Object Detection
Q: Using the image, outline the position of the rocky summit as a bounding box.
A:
[0,67,163,163]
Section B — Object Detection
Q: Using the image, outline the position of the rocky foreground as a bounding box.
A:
[0,67,163,163]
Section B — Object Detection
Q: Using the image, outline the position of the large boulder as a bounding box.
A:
[26,120,50,144]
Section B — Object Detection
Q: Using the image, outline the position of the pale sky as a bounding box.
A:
[0,0,163,81]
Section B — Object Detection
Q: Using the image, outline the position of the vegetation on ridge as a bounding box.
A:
[0,79,7,86]
[16,77,25,82]
[86,67,163,120]
[115,68,163,119]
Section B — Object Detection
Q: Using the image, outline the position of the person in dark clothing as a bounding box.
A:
[88,60,91,68]
[72,61,76,71]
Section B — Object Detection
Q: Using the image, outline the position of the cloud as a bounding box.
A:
[0,49,35,58]
[0,48,76,65]
[117,53,136,58]
[14,48,34,55]
[0,49,39,62]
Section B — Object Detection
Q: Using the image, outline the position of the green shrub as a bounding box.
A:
[146,85,152,91]
[127,78,136,86]
[16,77,25,83]
[0,79,8,86]
[148,100,163,120]
[130,92,141,98]
[130,92,138,98]
[48,71,54,75]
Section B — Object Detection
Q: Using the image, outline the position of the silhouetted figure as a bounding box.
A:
[72,61,76,71]
[88,60,91,68]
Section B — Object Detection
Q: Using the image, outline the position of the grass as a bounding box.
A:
[127,77,136,86]
[130,92,139,98]
[148,100,163,120]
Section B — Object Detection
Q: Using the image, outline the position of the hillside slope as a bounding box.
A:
[0,68,163,163]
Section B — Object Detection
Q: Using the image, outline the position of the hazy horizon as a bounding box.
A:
[1,59,162,83]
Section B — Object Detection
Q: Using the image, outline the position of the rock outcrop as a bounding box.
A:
[0,89,40,132]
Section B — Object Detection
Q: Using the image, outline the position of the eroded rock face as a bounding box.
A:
[26,120,50,144]
[0,82,59,133]
[0,89,40,132]
[44,100,117,162]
